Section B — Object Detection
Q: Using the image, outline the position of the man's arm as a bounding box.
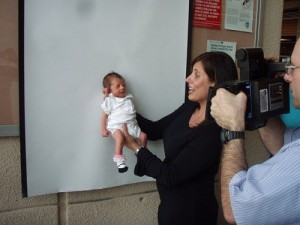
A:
[258,116,285,155]
[220,139,247,224]
[211,89,248,224]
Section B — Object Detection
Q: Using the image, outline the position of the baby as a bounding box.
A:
[101,72,147,173]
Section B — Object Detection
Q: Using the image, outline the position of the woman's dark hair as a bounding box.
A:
[102,71,125,88]
[191,51,238,85]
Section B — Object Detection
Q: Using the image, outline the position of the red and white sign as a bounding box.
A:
[193,0,222,30]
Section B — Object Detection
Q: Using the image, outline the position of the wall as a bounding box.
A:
[0,1,284,224]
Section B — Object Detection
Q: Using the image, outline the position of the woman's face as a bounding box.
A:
[186,61,215,104]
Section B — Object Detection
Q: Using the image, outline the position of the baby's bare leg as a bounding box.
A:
[112,129,128,173]
[139,131,147,147]
[112,129,125,155]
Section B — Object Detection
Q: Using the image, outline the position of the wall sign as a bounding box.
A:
[207,40,237,61]
[225,0,254,33]
[193,0,222,30]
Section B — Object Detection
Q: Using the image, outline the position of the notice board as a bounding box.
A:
[191,0,258,60]
[0,0,19,136]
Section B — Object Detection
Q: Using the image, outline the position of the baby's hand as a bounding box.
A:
[102,129,110,137]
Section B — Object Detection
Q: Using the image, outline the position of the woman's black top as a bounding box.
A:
[135,101,222,225]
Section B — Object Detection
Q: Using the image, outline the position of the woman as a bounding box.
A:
[122,52,238,225]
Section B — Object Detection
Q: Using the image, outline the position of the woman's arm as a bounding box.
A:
[123,123,222,186]
[136,102,193,140]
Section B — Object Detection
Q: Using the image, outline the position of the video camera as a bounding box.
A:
[206,47,290,130]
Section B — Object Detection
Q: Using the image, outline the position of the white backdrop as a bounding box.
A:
[22,0,191,197]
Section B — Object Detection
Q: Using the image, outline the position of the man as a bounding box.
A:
[210,39,300,225]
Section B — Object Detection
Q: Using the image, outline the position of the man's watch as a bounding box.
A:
[221,129,245,144]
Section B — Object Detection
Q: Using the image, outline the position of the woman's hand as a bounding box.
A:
[121,124,141,152]
[103,87,110,99]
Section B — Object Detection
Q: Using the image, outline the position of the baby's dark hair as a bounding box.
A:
[102,71,124,88]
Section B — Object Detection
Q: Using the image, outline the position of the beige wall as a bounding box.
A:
[0,1,284,224]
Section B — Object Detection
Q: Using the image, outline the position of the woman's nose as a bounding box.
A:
[186,74,191,83]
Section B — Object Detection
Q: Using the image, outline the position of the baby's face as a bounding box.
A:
[110,78,127,98]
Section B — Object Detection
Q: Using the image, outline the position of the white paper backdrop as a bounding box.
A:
[22,0,190,197]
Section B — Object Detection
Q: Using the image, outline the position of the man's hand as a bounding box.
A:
[210,88,247,131]
[211,88,248,224]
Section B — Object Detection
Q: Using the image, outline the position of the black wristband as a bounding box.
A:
[221,129,245,144]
